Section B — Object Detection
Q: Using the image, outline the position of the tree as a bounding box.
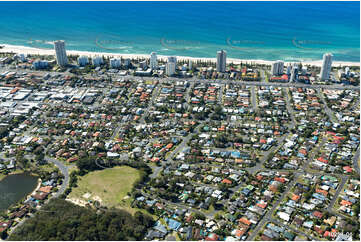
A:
[0,230,8,240]
[8,199,154,241]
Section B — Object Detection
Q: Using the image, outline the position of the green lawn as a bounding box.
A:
[67,165,79,175]
[69,166,141,210]
[200,204,215,214]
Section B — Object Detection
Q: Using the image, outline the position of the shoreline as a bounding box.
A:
[0,43,359,67]
[0,170,30,182]
[28,178,42,199]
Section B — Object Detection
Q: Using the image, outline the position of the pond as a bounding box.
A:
[0,173,38,212]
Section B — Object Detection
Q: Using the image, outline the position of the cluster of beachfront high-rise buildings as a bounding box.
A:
[51,40,333,81]
[270,53,333,81]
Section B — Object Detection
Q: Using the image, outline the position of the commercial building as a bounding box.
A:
[216,50,227,72]
[54,40,68,66]
[150,52,158,69]
[320,53,333,81]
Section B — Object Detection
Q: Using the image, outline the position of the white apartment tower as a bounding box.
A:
[77,55,89,66]
[54,40,68,66]
[110,58,121,68]
[286,65,291,75]
[216,50,227,72]
[150,52,158,69]
[92,56,104,66]
[271,60,284,76]
[320,53,333,81]
[290,63,299,82]
[165,56,177,76]
[168,56,177,63]
[123,58,131,67]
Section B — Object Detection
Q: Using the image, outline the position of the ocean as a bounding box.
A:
[0,1,359,62]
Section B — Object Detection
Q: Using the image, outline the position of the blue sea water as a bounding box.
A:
[0,1,359,62]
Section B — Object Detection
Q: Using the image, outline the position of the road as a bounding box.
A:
[302,136,327,171]
[139,191,213,218]
[260,69,266,83]
[135,75,360,91]
[269,218,318,241]
[139,79,162,124]
[1,66,358,239]
[247,173,299,241]
[6,156,70,237]
[328,176,347,211]
[149,165,162,179]
[284,87,297,127]
[165,121,204,165]
[1,66,359,91]
[246,133,288,175]
[135,76,361,91]
[316,89,337,123]
[44,156,70,197]
[110,125,122,140]
[353,146,360,175]
[250,86,258,113]
[1,152,70,197]
[218,83,224,104]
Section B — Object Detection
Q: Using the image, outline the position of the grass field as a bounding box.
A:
[69,166,141,211]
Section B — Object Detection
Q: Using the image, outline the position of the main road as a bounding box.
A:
[138,76,360,91]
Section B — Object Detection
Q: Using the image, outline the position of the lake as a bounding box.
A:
[0,173,38,212]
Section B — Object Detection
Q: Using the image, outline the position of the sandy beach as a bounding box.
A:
[0,43,359,67]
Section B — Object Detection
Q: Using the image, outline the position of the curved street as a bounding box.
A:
[44,156,71,197]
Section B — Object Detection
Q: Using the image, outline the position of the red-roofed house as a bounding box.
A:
[313,211,323,219]
[343,166,353,173]
[275,177,286,183]
[239,217,252,226]
[222,179,232,184]
[317,157,328,164]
